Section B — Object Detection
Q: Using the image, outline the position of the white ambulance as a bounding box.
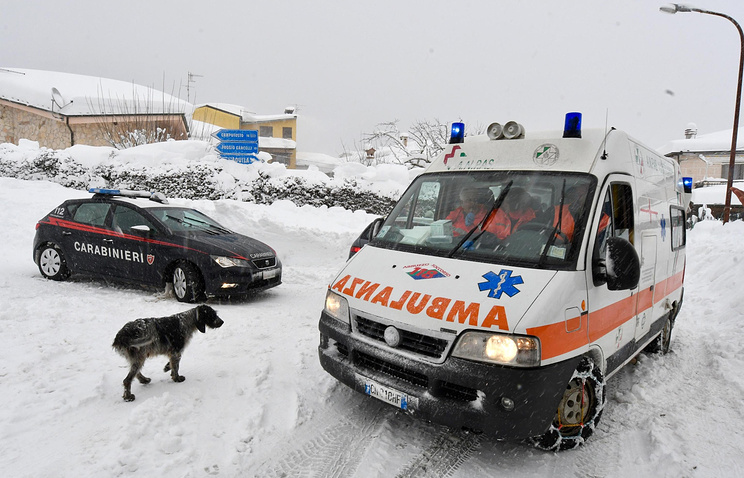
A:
[318,114,688,450]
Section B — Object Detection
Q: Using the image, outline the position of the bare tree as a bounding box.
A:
[87,81,189,150]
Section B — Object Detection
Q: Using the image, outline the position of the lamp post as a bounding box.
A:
[661,3,744,223]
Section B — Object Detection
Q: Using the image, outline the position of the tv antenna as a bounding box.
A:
[187,72,203,103]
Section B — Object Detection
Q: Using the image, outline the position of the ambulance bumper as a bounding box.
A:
[318,312,581,439]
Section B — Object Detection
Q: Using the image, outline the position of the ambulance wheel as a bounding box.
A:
[530,356,606,451]
[172,262,205,303]
[38,244,70,281]
[645,314,673,355]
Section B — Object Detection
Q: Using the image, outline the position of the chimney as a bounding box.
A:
[684,123,698,139]
[400,133,409,148]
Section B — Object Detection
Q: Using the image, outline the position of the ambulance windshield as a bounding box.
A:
[370,171,596,269]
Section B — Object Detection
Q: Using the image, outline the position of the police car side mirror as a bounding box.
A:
[601,237,640,291]
[130,225,152,235]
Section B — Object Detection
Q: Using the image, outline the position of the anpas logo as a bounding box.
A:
[404,263,450,280]
[478,269,523,299]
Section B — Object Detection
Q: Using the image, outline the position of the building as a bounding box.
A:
[660,123,744,186]
[192,103,297,168]
[0,68,190,149]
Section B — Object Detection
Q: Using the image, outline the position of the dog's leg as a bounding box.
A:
[136,372,151,384]
[163,361,171,372]
[168,354,185,382]
[123,360,144,401]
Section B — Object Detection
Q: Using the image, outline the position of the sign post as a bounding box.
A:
[212,129,260,164]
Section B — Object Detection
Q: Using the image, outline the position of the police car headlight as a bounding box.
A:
[324,290,350,324]
[452,332,540,367]
[211,255,251,268]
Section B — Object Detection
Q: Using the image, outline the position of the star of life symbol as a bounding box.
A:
[533,144,559,166]
[478,269,523,299]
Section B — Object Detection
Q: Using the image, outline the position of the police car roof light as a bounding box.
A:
[563,112,582,138]
[88,188,168,204]
[449,122,465,144]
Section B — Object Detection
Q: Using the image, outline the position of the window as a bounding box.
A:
[259,126,273,137]
[112,205,157,234]
[72,203,111,227]
[669,206,686,251]
[593,183,634,284]
[282,127,293,139]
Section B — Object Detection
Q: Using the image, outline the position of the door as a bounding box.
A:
[635,234,657,341]
[62,201,113,273]
[586,178,638,374]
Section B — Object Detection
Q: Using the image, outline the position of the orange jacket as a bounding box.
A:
[447,206,488,235]
[485,208,536,240]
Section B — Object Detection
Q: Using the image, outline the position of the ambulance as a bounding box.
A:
[318,113,688,450]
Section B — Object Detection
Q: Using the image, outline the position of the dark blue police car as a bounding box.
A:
[33,188,282,302]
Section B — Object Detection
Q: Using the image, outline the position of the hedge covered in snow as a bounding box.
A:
[0,140,413,215]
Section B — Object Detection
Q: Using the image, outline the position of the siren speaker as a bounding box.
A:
[503,121,524,139]
[487,122,504,140]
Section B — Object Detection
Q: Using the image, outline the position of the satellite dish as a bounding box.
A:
[51,87,66,109]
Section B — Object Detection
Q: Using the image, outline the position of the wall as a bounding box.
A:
[192,106,240,129]
[0,102,72,149]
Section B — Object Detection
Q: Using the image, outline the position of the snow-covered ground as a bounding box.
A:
[1,176,743,478]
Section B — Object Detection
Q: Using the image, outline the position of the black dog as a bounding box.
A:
[112,305,224,401]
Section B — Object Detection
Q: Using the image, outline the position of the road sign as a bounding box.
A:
[222,154,259,164]
[216,142,259,154]
[211,129,258,142]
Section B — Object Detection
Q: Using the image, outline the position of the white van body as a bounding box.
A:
[318,122,686,450]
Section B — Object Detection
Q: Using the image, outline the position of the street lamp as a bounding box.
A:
[661,3,744,223]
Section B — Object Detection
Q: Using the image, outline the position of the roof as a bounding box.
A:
[658,128,744,156]
[195,103,297,123]
[0,67,192,117]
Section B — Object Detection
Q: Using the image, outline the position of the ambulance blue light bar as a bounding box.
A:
[88,188,168,203]
[563,112,582,138]
[449,122,465,144]
[682,177,693,193]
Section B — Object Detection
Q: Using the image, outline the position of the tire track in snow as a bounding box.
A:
[395,429,481,478]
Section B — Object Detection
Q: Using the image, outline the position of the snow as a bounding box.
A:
[2,175,744,477]
[0,68,190,116]
[658,127,744,156]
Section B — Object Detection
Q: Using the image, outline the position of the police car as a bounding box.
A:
[33,188,282,302]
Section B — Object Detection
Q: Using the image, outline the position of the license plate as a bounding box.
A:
[361,376,417,411]
[262,268,279,279]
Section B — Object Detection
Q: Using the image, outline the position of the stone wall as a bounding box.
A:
[0,104,72,149]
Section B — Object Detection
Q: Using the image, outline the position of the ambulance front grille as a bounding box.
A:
[355,316,448,359]
[357,352,429,388]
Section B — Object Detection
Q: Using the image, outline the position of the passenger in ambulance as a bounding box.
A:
[446,188,492,236]
[484,187,536,240]
[549,184,589,242]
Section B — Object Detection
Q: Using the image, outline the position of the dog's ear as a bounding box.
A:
[196,319,206,333]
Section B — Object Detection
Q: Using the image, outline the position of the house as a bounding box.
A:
[660,124,744,219]
[192,103,297,168]
[659,123,744,186]
[0,68,190,149]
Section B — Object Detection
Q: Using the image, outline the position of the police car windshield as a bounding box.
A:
[370,171,596,270]
[149,208,232,234]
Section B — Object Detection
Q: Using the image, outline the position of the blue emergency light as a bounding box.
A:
[449,122,465,144]
[682,176,693,193]
[563,112,582,138]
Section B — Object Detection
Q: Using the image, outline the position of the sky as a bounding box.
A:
[4,0,744,156]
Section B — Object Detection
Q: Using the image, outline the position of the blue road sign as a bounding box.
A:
[216,142,259,154]
[211,129,258,142]
[222,154,259,164]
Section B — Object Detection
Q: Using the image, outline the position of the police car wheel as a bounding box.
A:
[529,356,606,451]
[38,244,70,281]
[172,262,205,303]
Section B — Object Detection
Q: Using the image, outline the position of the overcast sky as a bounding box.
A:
[3,0,744,155]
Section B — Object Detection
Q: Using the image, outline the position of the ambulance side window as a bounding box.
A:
[595,183,634,260]
[670,206,686,251]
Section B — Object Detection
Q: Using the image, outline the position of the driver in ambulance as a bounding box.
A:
[446,188,491,236]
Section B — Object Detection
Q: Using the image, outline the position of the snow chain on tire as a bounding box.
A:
[529,356,606,451]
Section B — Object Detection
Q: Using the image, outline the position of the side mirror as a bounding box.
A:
[367,217,383,240]
[130,225,151,235]
[348,217,384,259]
[594,237,640,290]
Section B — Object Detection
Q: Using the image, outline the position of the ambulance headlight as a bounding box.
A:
[324,290,350,324]
[211,255,251,268]
[452,332,540,367]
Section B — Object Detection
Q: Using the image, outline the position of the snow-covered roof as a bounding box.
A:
[195,102,296,123]
[658,128,744,156]
[0,67,192,116]
[296,151,343,173]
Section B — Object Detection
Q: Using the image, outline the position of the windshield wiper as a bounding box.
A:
[537,179,567,267]
[181,216,233,234]
[448,181,513,258]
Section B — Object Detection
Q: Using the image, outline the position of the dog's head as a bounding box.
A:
[194,305,224,333]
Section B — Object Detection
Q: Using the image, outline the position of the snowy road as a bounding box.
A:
[1,177,743,478]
